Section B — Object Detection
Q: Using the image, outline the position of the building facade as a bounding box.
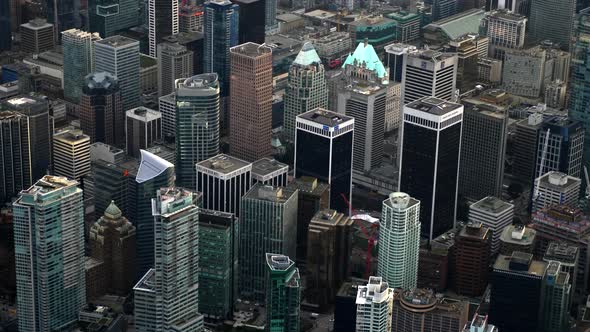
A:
[80,72,122,145]
[148,0,179,57]
[53,129,91,182]
[535,118,585,179]
[0,111,31,203]
[469,196,514,255]
[402,49,458,104]
[529,0,575,50]
[266,254,301,332]
[62,29,102,102]
[355,277,394,332]
[89,0,138,38]
[454,222,491,296]
[157,42,194,97]
[480,10,526,60]
[20,18,54,55]
[125,107,162,158]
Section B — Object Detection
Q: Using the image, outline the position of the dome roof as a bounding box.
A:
[104,201,122,219]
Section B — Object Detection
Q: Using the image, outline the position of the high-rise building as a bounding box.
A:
[196,154,252,216]
[477,57,503,84]
[125,107,162,158]
[251,158,289,187]
[175,74,221,189]
[378,192,420,290]
[458,105,508,201]
[499,224,536,256]
[306,209,353,309]
[469,196,514,256]
[502,47,552,98]
[140,54,159,102]
[53,129,91,182]
[265,0,277,33]
[89,201,136,296]
[540,261,571,332]
[239,184,298,301]
[283,42,328,141]
[80,72,122,145]
[133,187,204,331]
[490,252,547,331]
[418,235,453,292]
[47,0,81,34]
[512,113,543,188]
[401,49,458,104]
[295,109,354,214]
[533,172,581,212]
[464,314,499,332]
[536,118,585,180]
[265,254,301,332]
[157,42,194,97]
[159,93,176,138]
[480,10,527,60]
[89,0,138,38]
[95,35,141,111]
[14,176,85,331]
[0,1,10,51]
[20,18,54,55]
[529,0,575,50]
[355,277,394,332]
[62,29,102,102]
[432,0,458,21]
[229,43,273,161]
[543,242,578,303]
[335,280,366,332]
[399,97,463,242]
[454,222,491,297]
[385,43,417,84]
[199,210,238,320]
[148,0,179,57]
[203,0,239,97]
[0,111,31,203]
[231,0,265,44]
[544,80,568,109]
[179,2,204,33]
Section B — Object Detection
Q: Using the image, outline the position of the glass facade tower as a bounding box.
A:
[62,29,102,103]
[265,254,301,332]
[89,0,139,38]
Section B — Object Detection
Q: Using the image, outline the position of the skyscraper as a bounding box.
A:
[47,0,81,33]
[432,0,458,21]
[203,0,239,97]
[385,43,417,83]
[20,19,54,55]
[401,49,458,104]
[89,0,139,38]
[533,172,581,212]
[480,10,527,60]
[570,8,590,164]
[529,0,575,50]
[0,111,31,203]
[283,42,328,141]
[535,118,585,180]
[175,74,221,189]
[502,47,551,99]
[80,72,122,145]
[266,254,301,332]
[231,0,265,44]
[399,97,463,242]
[148,0,179,57]
[159,93,176,138]
[0,0,10,51]
[62,29,102,102]
[239,184,298,301]
[540,261,572,332]
[14,176,85,331]
[378,192,420,289]
[355,277,394,332]
[53,129,91,182]
[469,196,514,256]
[229,42,273,161]
[157,42,194,97]
[512,113,543,188]
[134,187,204,331]
[265,0,277,33]
[251,157,289,187]
[453,222,491,297]
[294,109,354,214]
[95,35,141,111]
[125,107,162,158]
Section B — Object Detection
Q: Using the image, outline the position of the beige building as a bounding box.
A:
[53,129,91,182]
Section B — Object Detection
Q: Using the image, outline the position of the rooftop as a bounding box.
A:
[459,222,490,240]
[126,107,161,122]
[310,209,352,227]
[20,175,79,197]
[230,42,272,57]
[384,192,419,211]
[266,253,295,271]
[54,129,90,143]
[537,171,581,191]
[22,18,52,29]
[95,35,139,48]
[176,73,219,92]
[470,196,513,215]
[485,9,527,22]
[287,176,329,195]
[493,253,547,277]
[277,13,302,23]
[406,97,463,116]
[244,183,297,203]
[136,149,174,184]
[85,72,119,90]
[156,187,199,216]
[251,158,288,177]
[292,42,321,67]
[197,154,251,175]
[297,108,353,127]
[500,224,536,245]
[343,42,387,79]
[425,8,485,40]
[544,241,579,264]
[140,54,157,68]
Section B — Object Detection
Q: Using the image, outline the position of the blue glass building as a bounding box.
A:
[89,0,139,38]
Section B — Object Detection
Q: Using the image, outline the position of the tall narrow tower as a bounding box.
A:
[148,0,179,57]
[62,29,102,102]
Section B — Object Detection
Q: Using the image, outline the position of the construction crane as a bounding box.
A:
[584,166,590,199]
[341,193,378,279]
[533,128,551,202]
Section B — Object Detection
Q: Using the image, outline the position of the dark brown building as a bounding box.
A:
[453,222,491,297]
[229,42,273,161]
[88,201,136,297]
[287,176,330,263]
[418,230,455,292]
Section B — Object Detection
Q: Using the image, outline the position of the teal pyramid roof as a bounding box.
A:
[342,42,387,79]
[293,42,321,66]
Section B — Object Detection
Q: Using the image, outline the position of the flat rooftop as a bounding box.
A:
[287,176,329,195]
[252,158,288,177]
[298,108,353,127]
[471,196,513,214]
[244,183,297,203]
[544,241,579,263]
[459,222,490,240]
[20,175,79,196]
[140,54,157,68]
[95,35,139,48]
[493,253,547,277]
[500,225,536,245]
[406,97,462,116]
[230,42,272,57]
[197,154,251,174]
[54,129,89,143]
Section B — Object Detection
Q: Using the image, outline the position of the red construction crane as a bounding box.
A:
[341,193,379,279]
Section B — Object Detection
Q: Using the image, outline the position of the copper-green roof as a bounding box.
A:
[342,42,387,79]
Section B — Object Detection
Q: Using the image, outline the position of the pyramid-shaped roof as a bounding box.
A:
[293,42,321,66]
[342,42,387,79]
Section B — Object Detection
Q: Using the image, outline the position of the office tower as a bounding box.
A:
[287,177,330,262]
[387,12,421,43]
[53,129,91,182]
[95,36,141,111]
[432,0,458,21]
[90,143,133,216]
[543,242,578,302]
[377,192,420,289]
[334,280,366,332]
[391,289,469,332]
[500,224,536,256]
[418,239,452,292]
[251,158,289,187]
[203,0,239,97]
[540,261,571,332]
[229,43,273,161]
[0,111,32,203]
[545,80,568,109]
[3,96,50,185]
[80,72,122,145]
[239,184,298,301]
[385,43,417,84]
[20,19,54,54]
[385,82,402,132]
[355,277,394,332]
[477,57,502,84]
[197,154,252,216]
[0,1,10,51]
[89,201,136,296]
[175,74,221,189]
[14,176,85,331]
[570,8,590,164]
[513,113,543,188]
[502,47,551,98]
[231,0,265,44]
[531,205,590,294]
[490,252,547,331]
[157,42,194,96]
[533,172,581,212]
[458,105,508,201]
[480,10,526,60]
[337,41,388,173]
[265,0,277,33]
[159,93,176,138]
[134,187,204,331]
[401,49,458,104]
[469,197,514,256]
[399,97,463,242]
[529,0,575,50]
[536,118,585,179]
[295,109,354,214]
[465,314,499,332]
[283,42,328,141]
[199,210,238,320]
[163,32,204,77]
[179,2,203,33]
[125,107,162,158]
[453,222,491,296]
[265,254,301,332]
[62,29,102,102]
[47,0,81,33]
[140,54,158,100]
[89,0,138,38]
[148,0,179,57]
[306,209,353,309]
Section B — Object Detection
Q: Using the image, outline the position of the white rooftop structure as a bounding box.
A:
[136,149,174,183]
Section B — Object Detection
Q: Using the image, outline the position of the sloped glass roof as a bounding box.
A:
[293,42,321,66]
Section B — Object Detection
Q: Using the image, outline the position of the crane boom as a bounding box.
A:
[533,128,550,201]
[585,166,590,199]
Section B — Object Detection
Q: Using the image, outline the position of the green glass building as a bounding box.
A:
[89,0,139,38]
[540,261,571,332]
[265,254,301,332]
